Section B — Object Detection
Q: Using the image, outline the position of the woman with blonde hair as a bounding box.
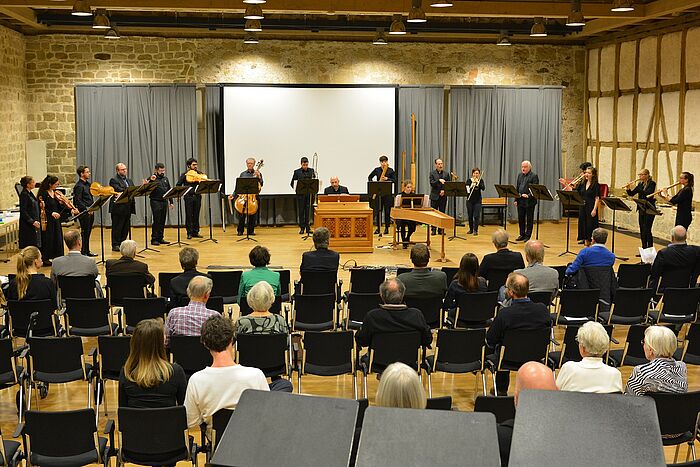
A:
[119,319,187,408]
[375,362,426,409]
[7,246,55,306]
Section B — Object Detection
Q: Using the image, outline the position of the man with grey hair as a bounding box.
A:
[515,160,539,241]
[300,227,340,273]
[235,157,263,236]
[323,176,349,195]
[105,239,155,286]
[165,275,218,345]
[169,246,209,309]
[512,239,559,297]
[565,227,615,276]
[479,229,525,289]
[355,278,432,350]
[650,225,700,293]
[109,162,136,251]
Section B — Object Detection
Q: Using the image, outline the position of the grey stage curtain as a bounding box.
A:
[449,86,562,221]
[76,84,197,228]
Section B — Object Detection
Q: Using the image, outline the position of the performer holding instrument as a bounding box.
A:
[658,171,694,229]
[38,175,79,265]
[177,158,205,239]
[109,163,136,251]
[429,158,448,235]
[233,157,263,236]
[515,160,539,242]
[368,155,396,235]
[291,156,315,234]
[559,162,592,244]
[73,166,97,256]
[18,176,41,249]
[394,180,429,248]
[149,162,173,246]
[466,168,485,236]
[624,169,656,249]
[577,166,600,246]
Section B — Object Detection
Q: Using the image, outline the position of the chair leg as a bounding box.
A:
[297,371,302,394]
[95,380,101,421]
[363,372,368,400]
[674,444,680,463]
[426,371,432,398]
[87,379,93,409]
[491,370,497,395]
[481,372,487,396]
[352,372,358,400]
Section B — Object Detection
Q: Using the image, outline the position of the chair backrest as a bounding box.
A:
[396,267,413,276]
[405,296,444,329]
[647,391,700,438]
[118,406,188,462]
[500,327,551,366]
[57,275,98,300]
[158,272,180,298]
[346,292,381,325]
[607,288,653,321]
[684,323,700,359]
[660,288,700,318]
[28,336,85,375]
[369,331,422,373]
[552,265,568,290]
[486,268,514,292]
[558,288,600,319]
[441,267,459,287]
[239,295,282,316]
[123,297,167,329]
[349,268,386,293]
[25,409,98,461]
[302,331,354,374]
[623,325,650,360]
[293,293,336,331]
[209,271,242,299]
[527,291,553,308]
[455,291,499,325]
[659,266,695,291]
[473,395,516,423]
[0,338,17,383]
[97,335,131,381]
[236,333,288,376]
[426,396,452,411]
[169,335,212,377]
[206,296,225,314]
[212,408,235,450]
[65,297,111,332]
[617,263,651,288]
[106,274,148,305]
[277,269,291,298]
[300,271,338,296]
[435,328,486,366]
[7,299,56,338]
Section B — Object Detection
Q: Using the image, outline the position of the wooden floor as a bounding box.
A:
[0,220,696,465]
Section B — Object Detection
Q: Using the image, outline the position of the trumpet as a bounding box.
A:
[647,182,682,199]
[619,178,642,189]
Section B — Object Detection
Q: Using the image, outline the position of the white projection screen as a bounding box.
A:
[223,85,397,195]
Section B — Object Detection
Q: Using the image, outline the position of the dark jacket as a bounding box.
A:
[626,181,656,210]
[650,243,700,292]
[290,168,315,191]
[466,178,486,204]
[149,174,172,203]
[72,179,94,212]
[7,274,57,309]
[169,269,210,309]
[486,298,551,351]
[105,256,155,285]
[355,304,432,348]
[300,248,340,273]
[19,189,41,248]
[118,363,187,408]
[429,169,447,201]
[109,175,136,214]
[397,268,447,299]
[515,171,539,208]
[479,249,525,285]
[571,266,618,314]
[176,171,202,199]
[323,185,349,195]
[367,167,396,194]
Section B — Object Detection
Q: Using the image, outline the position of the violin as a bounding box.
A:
[185,169,208,183]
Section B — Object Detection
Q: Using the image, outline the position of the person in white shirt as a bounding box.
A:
[184,315,269,428]
[556,321,622,394]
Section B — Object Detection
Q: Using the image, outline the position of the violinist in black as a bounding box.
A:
[73,166,96,256]
[176,158,203,239]
[661,171,694,230]
[368,155,396,235]
[625,169,656,249]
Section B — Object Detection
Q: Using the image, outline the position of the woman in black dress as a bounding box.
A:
[577,166,600,247]
[466,168,485,236]
[18,176,41,249]
[661,171,694,229]
[37,176,77,266]
[625,168,656,249]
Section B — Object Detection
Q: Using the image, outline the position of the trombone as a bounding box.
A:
[647,182,682,199]
[312,152,319,207]
[467,170,483,202]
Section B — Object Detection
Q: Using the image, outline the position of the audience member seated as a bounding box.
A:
[300,227,340,273]
[50,229,99,283]
[397,244,447,301]
[565,227,615,276]
[375,362,427,409]
[555,321,622,393]
[650,225,700,293]
[486,273,551,396]
[238,245,280,304]
[511,240,558,298]
[165,275,219,346]
[497,362,558,467]
[118,318,187,408]
[7,246,57,308]
[184,315,270,428]
[355,278,432,350]
[169,246,209,309]
[478,229,525,287]
[625,325,687,396]
[444,253,487,323]
[105,239,155,286]
[564,228,617,313]
[235,281,289,335]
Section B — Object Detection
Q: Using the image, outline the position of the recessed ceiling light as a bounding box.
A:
[430,1,453,7]
[611,0,634,12]
[71,0,92,17]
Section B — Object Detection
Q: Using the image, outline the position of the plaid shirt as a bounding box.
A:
[165,301,219,345]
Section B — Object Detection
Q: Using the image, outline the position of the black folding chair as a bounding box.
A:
[277,269,291,302]
[608,325,659,368]
[298,271,341,299]
[473,395,516,423]
[552,265,568,291]
[210,408,234,456]
[426,396,452,411]
[348,267,386,293]
[405,296,445,330]
[647,391,700,463]
[239,295,283,316]
[344,292,380,330]
[57,275,101,301]
[236,333,291,380]
[95,335,131,419]
[0,338,27,424]
[170,335,212,378]
[485,267,514,292]
[396,267,413,276]
[441,267,459,287]
[105,274,150,309]
[426,328,486,396]
[158,272,180,299]
[485,327,551,392]
[122,297,167,334]
[298,331,357,398]
[617,263,651,288]
[206,296,225,315]
[528,291,555,309]
[553,288,600,326]
[454,291,498,328]
[7,300,58,338]
[0,425,22,467]
[292,293,337,331]
[209,270,242,313]
[677,323,700,365]
[64,298,117,337]
[598,288,654,325]
[649,288,700,325]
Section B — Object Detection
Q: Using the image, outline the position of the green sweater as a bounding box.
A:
[238,267,281,303]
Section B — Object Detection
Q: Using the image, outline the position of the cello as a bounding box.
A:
[234,160,264,215]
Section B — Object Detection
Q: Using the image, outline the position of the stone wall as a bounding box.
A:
[19,34,585,189]
[0,26,27,209]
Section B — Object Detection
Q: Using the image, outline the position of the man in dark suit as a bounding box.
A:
[148,162,173,246]
[109,162,136,252]
[398,244,447,300]
[479,229,525,290]
[429,158,448,235]
[515,160,539,241]
[650,225,700,292]
[72,165,96,256]
[176,158,203,240]
[368,155,396,235]
[291,156,316,234]
[300,227,340,273]
[486,273,551,395]
[105,239,155,286]
[169,246,210,309]
[323,176,350,195]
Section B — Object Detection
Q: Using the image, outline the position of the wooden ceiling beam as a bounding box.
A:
[0,6,44,28]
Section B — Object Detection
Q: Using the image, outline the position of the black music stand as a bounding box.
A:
[234,177,260,243]
[556,190,583,257]
[163,186,191,247]
[134,181,159,254]
[114,185,140,242]
[528,184,554,247]
[444,180,468,241]
[195,179,222,244]
[296,178,319,241]
[494,184,519,231]
[368,181,393,238]
[84,195,112,265]
[603,197,633,262]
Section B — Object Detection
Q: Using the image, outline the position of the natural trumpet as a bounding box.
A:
[647,182,682,198]
[449,171,458,182]
[619,178,641,189]
[567,172,585,188]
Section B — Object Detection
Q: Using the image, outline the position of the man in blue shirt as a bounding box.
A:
[565,228,616,276]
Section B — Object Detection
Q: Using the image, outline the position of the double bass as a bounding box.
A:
[234,160,264,215]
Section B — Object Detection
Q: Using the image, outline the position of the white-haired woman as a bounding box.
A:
[375,362,426,409]
[625,326,687,396]
[556,322,622,393]
[234,281,288,335]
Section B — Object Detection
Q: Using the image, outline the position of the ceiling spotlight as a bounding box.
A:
[104,27,120,39]
[92,10,110,29]
[530,17,547,37]
[611,0,634,12]
[389,15,407,35]
[244,5,264,20]
[407,0,427,23]
[373,28,388,45]
[242,0,266,3]
[243,33,259,44]
[430,1,453,6]
[71,0,92,17]
[244,19,262,32]
[566,0,585,26]
[497,32,511,46]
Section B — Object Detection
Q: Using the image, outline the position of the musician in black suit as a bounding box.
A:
[291,157,316,234]
[625,168,656,249]
[368,155,396,235]
[429,158,448,235]
[18,176,41,249]
[109,163,136,252]
[515,160,539,241]
[176,158,203,240]
[148,162,173,246]
[234,157,263,236]
[73,166,96,256]
[323,176,349,195]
